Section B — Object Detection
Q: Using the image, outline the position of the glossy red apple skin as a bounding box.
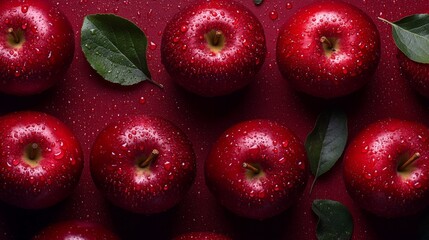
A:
[33,220,119,240]
[397,50,429,97]
[174,232,232,240]
[0,0,74,96]
[0,111,83,209]
[161,0,266,97]
[343,119,429,218]
[205,119,308,220]
[276,0,380,98]
[90,115,196,214]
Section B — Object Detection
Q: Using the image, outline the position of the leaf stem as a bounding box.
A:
[147,79,164,89]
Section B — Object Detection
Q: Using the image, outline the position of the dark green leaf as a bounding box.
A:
[254,0,263,5]
[312,199,353,240]
[81,14,161,87]
[305,110,347,193]
[379,14,429,64]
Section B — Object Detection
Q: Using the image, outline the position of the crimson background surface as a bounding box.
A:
[1,0,429,239]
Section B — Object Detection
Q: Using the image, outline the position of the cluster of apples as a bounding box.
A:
[1,0,429,239]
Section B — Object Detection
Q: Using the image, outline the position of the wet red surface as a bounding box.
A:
[1,0,429,239]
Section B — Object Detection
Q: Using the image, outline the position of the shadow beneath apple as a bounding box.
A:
[173,83,250,122]
[361,210,421,239]
[107,201,177,240]
[221,206,299,240]
[0,89,57,115]
[0,198,72,239]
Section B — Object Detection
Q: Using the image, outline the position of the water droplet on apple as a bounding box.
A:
[21,5,29,13]
[282,140,289,148]
[164,161,171,170]
[414,182,422,189]
[180,25,188,33]
[278,157,285,163]
[139,96,146,104]
[269,10,278,20]
[149,41,157,50]
[286,2,293,9]
[12,159,19,166]
[364,173,372,179]
[54,150,64,160]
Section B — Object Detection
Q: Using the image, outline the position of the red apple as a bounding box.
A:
[174,232,231,240]
[343,119,429,217]
[397,50,429,97]
[90,115,196,214]
[205,119,308,219]
[0,0,74,96]
[161,0,266,97]
[33,220,119,240]
[276,0,380,98]
[0,111,83,209]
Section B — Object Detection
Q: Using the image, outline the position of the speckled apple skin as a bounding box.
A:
[0,111,83,209]
[276,0,380,98]
[161,0,266,97]
[173,232,232,240]
[343,119,429,218]
[90,115,196,214]
[33,220,119,240]
[0,0,74,96]
[205,119,308,220]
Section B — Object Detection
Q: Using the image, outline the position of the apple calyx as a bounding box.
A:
[398,152,420,172]
[138,149,160,168]
[320,36,339,57]
[205,30,225,53]
[7,28,25,48]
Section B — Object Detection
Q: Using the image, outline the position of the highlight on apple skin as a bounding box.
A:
[161,0,267,97]
[0,0,75,96]
[343,118,429,218]
[0,111,84,209]
[205,119,308,220]
[90,115,196,214]
[277,0,380,98]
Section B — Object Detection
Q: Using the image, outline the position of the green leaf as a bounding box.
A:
[81,14,162,87]
[379,14,429,64]
[254,0,263,5]
[312,199,353,240]
[305,110,348,193]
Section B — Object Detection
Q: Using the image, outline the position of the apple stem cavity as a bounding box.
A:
[398,152,421,171]
[8,28,20,43]
[139,149,160,168]
[320,36,334,51]
[213,30,222,46]
[242,162,260,174]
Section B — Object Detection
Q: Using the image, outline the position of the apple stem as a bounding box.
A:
[8,28,20,43]
[320,36,333,50]
[213,30,222,46]
[242,162,260,174]
[398,152,421,171]
[139,149,160,168]
[29,143,39,161]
